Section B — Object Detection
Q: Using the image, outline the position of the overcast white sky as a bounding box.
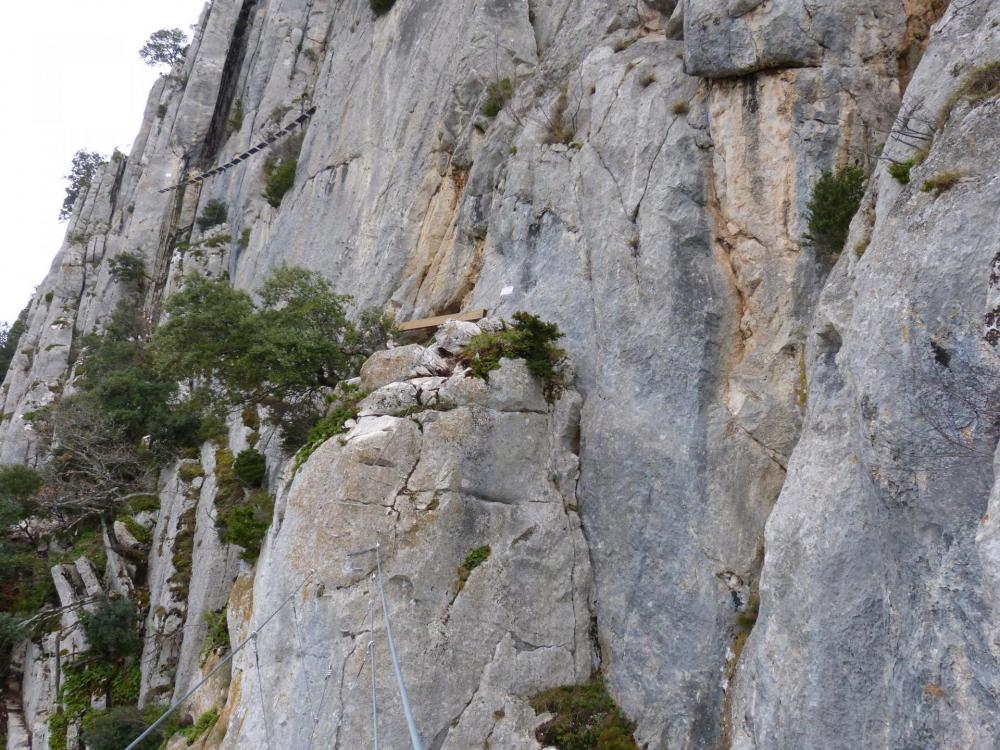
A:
[0,1,207,325]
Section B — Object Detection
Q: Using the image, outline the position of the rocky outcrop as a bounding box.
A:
[729,3,1000,748]
[214,331,592,749]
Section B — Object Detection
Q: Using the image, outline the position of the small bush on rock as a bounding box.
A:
[196,199,228,231]
[262,157,297,207]
[199,608,231,664]
[216,489,273,562]
[804,165,865,264]
[233,448,266,488]
[530,675,638,750]
[482,78,514,117]
[888,159,914,184]
[181,708,219,743]
[81,707,162,750]
[461,312,567,401]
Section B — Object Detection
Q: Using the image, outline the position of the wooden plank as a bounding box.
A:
[397,309,487,332]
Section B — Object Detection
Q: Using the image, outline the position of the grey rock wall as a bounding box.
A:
[214,345,592,749]
[730,3,1000,748]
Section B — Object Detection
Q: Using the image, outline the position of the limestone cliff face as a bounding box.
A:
[2,0,997,748]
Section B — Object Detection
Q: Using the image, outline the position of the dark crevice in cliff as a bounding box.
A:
[199,0,260,165]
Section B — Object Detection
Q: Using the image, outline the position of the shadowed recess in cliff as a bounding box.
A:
[199,0,260,165]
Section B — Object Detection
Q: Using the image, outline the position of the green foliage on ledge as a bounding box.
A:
[530,675,638,750]
[461,312,567,401]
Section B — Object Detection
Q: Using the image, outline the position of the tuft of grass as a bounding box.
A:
[612,37,635,53]
[921,170,962,195]
[938,61,1000,127]
[542,85,576,146]
[181,708,219,744]
[168,506,196,599]
[227,98,244,138]
[803,165,865,265]
[482,77,514,118]
[638,71,656,88]
[455,545,490,594]
[961,61,1000,103]
[671,100,689,115]
[460,312,567,402]
[530,675,638,750]
[888,159,914,184]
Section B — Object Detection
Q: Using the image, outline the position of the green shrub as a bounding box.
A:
[803,165,865,264]
[262,157,297,208]
[80,598,141,665]
[233,449,266,488]
[199,609,231,664]
[460,312,567,401]
[178,461,205,483]
[482,78,514,117]
[108,252,148,292]
[530,676,638,750]
[370,0,396,15]
[888,159,914,184]
[202,233,232,249]
[182,708,219,744]
[196,199,228,231]
[81,707,162,750]
[293,384,368,470]
[216,489,273,562]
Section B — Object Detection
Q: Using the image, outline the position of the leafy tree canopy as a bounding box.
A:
[151,267,391,436]
[139,28,188,68]
[59,150,106,221]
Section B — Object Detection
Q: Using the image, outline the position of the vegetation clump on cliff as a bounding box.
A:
[461,312,567,401]
[804,165,866,264]
[530,676,639,750]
